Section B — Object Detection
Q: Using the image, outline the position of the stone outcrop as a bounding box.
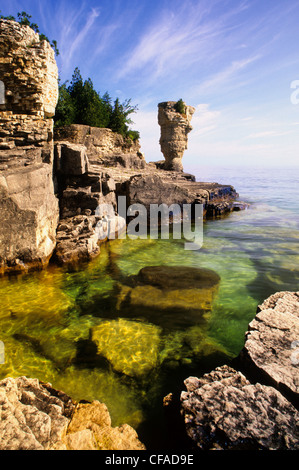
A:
[158,101,195,172]
[180,365,299,450]
[54,124,145,169]
[0,20,241,274]
[0,376,145,450]
[0,20,58,117]
[165,291,299,450]
[0,20,59,274]
[239,290,299,408]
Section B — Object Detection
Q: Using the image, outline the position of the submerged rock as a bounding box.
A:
[180,365,299,450]
[116,265,220,329]
[91,318,162,378]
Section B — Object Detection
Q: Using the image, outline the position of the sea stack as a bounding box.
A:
[158,100,195,172]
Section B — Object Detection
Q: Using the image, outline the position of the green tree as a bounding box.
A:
[54,82,75,127]
[54,68,139,139]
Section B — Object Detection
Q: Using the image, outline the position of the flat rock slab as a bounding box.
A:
[240,291,299,407]
[181,365,299,450]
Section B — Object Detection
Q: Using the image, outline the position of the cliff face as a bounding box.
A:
[158,101,195,172]
[0,20,59,274]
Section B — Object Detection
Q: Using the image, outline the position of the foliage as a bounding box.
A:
[0,10,59,56]
[55,68,139,140]
[174,99,186,115]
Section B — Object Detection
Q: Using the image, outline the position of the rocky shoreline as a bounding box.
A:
[0,290,298,450]
[164,291,299,450]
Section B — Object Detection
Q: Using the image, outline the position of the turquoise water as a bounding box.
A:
[0,165,298,448]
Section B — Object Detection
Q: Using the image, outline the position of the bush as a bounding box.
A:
[174,99,186,115]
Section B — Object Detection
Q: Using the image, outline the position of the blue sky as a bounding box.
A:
[1,0,299,170]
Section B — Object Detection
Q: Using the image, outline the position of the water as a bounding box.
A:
[0,165,298,448]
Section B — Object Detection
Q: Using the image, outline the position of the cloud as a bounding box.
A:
[195,55,261,96]
[115,0,255,82]
[59,6,100,72]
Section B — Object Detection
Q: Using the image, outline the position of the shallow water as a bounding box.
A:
[0,165,298,448]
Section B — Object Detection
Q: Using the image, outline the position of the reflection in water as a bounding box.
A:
[0,167,298,448]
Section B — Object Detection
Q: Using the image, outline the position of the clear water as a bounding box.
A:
[0,165,298,448]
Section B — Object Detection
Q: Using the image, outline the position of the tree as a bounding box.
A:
[54,68,139,140]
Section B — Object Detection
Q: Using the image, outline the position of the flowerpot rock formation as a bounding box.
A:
[158,101,195,172]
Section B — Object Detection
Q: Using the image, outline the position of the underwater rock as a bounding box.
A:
[180,365,299,450]
[116,266,220,329]
[91,318,162,378]
[239,290,299,408]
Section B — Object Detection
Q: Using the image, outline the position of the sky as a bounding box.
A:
[1,0,299,171]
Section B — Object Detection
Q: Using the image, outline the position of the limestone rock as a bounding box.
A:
[65,401,145,450]
[0,20,59,274]
[0,20,58,117]
[55,142,89,176]
[180,365,299,450]
[158,101,195,172]
[0,164,59,274]
[0,376,74,450]
[0,377,145,450]
[54,124,144,168]
[239,291,299,407]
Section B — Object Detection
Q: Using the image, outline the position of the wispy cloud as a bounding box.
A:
[58,6,100,73]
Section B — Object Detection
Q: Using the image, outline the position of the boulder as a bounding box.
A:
[180,365,299,450]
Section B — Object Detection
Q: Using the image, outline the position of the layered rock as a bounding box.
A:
[0,376,145,450]
[0,20,59,274]
[158,101,195,172]
[54,124,145,169]
[166,291,299,450]
[239,291,299,407]
[180,366,299,450]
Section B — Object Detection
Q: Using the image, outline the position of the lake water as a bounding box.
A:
[0,165,298,448]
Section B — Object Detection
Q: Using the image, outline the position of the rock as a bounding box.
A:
[0,377,145,450]
[158,101,195,172]
[0,20,59,274]
[116,266,220,329]
[0,20,58,117]
[180,365,299,450]
[55,142,89,176]
[0,376,74,450]
[54,125,143,167]
[91,318,162,378]
[54,215,100,266]
[65,401,145,450]
[239,291,299,407]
